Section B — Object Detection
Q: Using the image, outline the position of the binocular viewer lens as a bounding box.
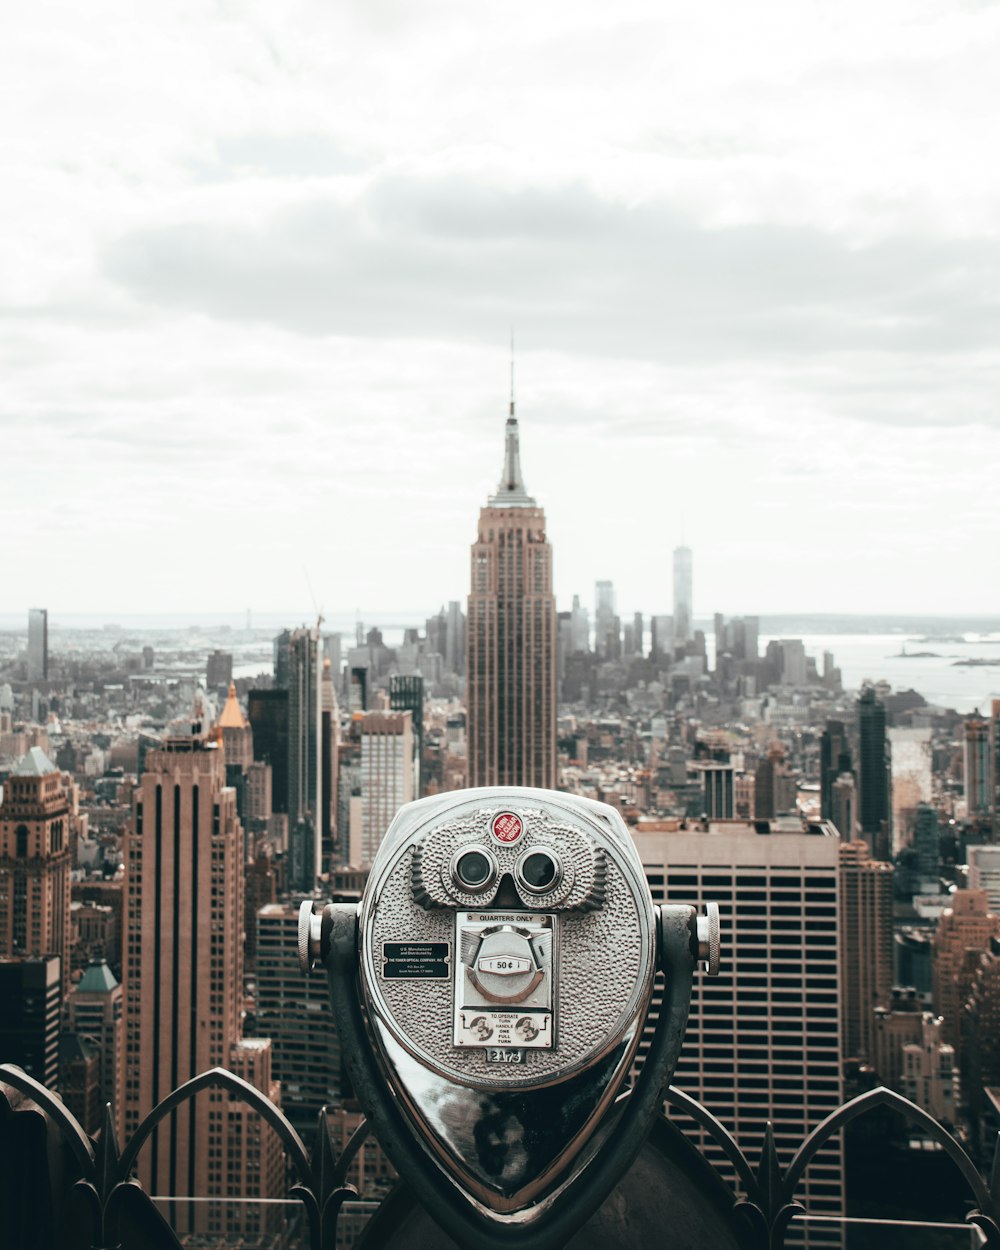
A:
[518,849,558,892]
[453,848,495,890]
[451,845,562,896]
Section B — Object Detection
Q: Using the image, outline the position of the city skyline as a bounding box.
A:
[5,470,1000,1237]
[4,1,1000,618]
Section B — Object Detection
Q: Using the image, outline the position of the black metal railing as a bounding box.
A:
[2,1061,999,1249]
[663,1084,1000,1248]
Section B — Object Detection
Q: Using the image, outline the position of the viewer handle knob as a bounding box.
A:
[696,901,721,975]
[298,899,324,974]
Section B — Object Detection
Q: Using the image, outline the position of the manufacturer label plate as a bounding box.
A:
[381,941,450,979]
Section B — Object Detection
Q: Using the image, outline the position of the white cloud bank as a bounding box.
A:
[2,0,999,618]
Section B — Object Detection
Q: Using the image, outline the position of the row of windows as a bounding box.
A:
[658,874,836,887]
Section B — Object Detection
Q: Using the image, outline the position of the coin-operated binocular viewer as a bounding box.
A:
[300,789,719,1249]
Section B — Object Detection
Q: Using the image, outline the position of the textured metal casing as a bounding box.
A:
[358,787,656,1091]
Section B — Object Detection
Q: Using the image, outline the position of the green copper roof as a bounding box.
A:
[77,959,118,994]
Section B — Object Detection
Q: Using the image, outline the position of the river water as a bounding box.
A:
[759,633,1000,714]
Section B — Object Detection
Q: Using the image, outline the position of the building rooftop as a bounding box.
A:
[217,681,248,729]
[649,817,841,838]
[76,959,119,994]
[13,746,58,777]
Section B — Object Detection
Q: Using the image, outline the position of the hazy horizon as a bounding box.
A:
[3,609,1000,635]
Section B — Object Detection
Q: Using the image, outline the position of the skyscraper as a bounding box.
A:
[858,685,890,858]
[256,903,345,1140]
[839,840,893,1064]
[67,958,124,1140]
[248,689,289,815]
[830,772,858,842]
[321,658,341,867]
[963,939,1000,1144]
[351,711,414,868]
[594,580,617,658]
[753,743,794,820]
[714,614,758,670]
[992,700,1000,842]
[631,611,644,657]
[932,889,1000,1046]
[819,720,851,821]
[0,748,71,995]
[913,803,941,882]
[873,995,957,1121]
[888,726,932,852]
[964,711,993,829]
[122,735,282,1235]
[27,608,48,681]
[0,956,61,1089]
[287,626,322,891]
[445,601,466,675]
[633,818,844,1228]
[698,762,734,819]
[389,674,423,797]
[969,844,1000,913]
[217,681,253,773]
[650,614,673,661]
[216,681,254,838]
[570,595,590,653]
[205,650,233,691]
[466,405,556,789]
[272,628,292,690]
[672,546,692,647]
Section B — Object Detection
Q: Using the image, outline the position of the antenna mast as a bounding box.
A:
[509,329,515,418]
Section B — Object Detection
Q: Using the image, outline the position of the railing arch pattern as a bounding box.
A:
[664,1083,1000,1249]
[0,1063,357,1250]
[3,1062,999,1249]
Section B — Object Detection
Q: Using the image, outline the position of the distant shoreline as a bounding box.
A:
[2,611,1000,636]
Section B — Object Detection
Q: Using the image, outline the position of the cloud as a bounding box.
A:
[100,174,1000,376]
[4,0,1000,615]
[192,133,367,182]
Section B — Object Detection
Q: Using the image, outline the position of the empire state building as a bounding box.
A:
[467,405,556,789]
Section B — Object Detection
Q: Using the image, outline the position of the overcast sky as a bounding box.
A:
[3,0,999,623]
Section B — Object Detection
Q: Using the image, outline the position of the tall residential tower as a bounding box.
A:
[467,405,556,789]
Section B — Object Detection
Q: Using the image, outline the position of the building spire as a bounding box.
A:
[217,680,247,729]
[489,343,536,508]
